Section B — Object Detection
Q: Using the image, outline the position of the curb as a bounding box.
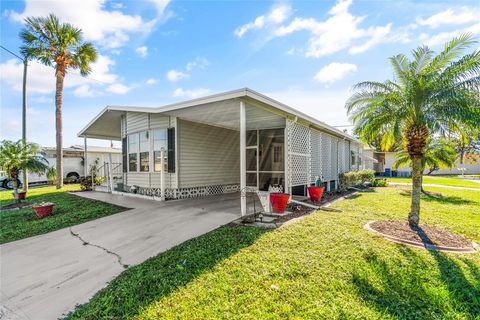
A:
[364,221,478,253]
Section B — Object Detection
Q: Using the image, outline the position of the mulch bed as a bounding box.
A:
[369,220,471,248]
[1,202,33,211]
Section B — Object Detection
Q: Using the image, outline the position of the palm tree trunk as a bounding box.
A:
[55,70,65,189]
[12,177,19,204]
[409,156,422,227]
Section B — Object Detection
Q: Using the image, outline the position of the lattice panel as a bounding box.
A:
[330,137,338,179]
[122,184,239,200]
[287,120,311,187]
[337,140,349,174]
[310,129,322,183]
[321,133,333,181]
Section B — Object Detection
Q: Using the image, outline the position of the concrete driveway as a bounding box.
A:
[1,192,242,320]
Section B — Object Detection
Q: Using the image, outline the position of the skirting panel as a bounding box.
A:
[121,184,240,200]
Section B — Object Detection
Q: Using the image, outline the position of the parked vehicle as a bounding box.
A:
[0,145,121,189]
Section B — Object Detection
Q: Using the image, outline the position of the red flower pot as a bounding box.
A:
[270,192,290,214]
[13,191,27,200]
[307,186,324,202]
[33,204,54,218]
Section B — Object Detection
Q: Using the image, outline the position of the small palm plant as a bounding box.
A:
[394,138,456,176]
[46,166,57,185]
[0,140,49,203]
[20,14,97,189]
[346,33,480,227]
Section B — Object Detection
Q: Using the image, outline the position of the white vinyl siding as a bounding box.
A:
[123,111,176,188]
[178,119,239,188]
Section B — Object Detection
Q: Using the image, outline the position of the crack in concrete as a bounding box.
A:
[69,228,129,269]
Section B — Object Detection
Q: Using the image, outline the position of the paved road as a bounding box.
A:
[1,192,243,320]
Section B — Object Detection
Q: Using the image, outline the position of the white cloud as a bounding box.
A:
[272,0,396,57]
[73,84,97,97]
[107,83,131,94]
[135,46,148,58]
[421,22,480,47]
[173,88,211,99]
[166,70,189,82]
[145,78,158,85]
[234,4,292,37]
[8,0,170,49]
[186,57,209,71]
[266,88,352,127]
[0,54,130,96]
[148,0,171,18]
[314,62,357,85]
[417,7,480,29]
[30,96,53,104]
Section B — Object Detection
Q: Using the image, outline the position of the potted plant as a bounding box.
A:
[13,190,27,201]
[307,176,325,202]
[270,192,290,214]
[0,140,48,205]
[32,202,54,218]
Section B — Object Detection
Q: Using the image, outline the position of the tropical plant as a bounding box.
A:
[346,33,480,227]
[20,13,97,189]
[393,138,456,175]
[0,140,49,202]
[46,166,57,185]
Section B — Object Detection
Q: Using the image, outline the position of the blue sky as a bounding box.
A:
[1,0,479,147]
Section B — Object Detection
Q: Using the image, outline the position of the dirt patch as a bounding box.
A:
[1,202,33,211]
[369,220,471,248]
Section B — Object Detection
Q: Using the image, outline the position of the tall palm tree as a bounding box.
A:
[346,34,480,227]
[20,14,97,189]
[0,140,49,203]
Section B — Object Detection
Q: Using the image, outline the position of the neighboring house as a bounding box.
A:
[78,88,363,215]
[372,151,480,176]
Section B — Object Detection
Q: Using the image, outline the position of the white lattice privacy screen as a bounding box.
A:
[287,120,311,187]
[287,120,360,191]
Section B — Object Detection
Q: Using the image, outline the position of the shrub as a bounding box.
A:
[80,176,106,191]
[372,178,387,187]
[339,169,376,191]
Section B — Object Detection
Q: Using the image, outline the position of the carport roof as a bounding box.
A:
[78,87,360,143]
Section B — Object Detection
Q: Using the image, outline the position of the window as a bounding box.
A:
[273,145,282,163]
[139,131,149,152]
[128,133,139,172]
[351,151,356,166]
[153,128,168,171]
[129,153,137,171]
[140,152,149,172]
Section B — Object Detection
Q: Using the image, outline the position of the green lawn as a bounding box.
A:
[387,175,480,188]
[66,185,480,320]
[0,185,126,244]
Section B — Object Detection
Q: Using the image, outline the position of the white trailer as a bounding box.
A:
[0,145,122,189]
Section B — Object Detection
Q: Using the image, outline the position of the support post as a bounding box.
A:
[84,137,88,177]
[22,59,28,191]
[240,101,246,216]
[160,148,165,201]
[108,153,113,192]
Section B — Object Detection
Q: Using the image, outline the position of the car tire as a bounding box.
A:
[2,179,22,190]
[66,172,80,183]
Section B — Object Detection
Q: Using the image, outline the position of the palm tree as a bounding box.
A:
[346,34,480,227]
[20,14,97,189]
[393,138,456,175]
[0,140,49,203]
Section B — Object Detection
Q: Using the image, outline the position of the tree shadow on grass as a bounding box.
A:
[64,225,269,320]
[0,191,126,244]
[352,244,480,319]
[398,190,476,205]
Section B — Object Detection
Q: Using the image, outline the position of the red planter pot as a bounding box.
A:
[270,192,290,214]
[33,204,54,218]
[307,186,325,202]
[13,191,27,200]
